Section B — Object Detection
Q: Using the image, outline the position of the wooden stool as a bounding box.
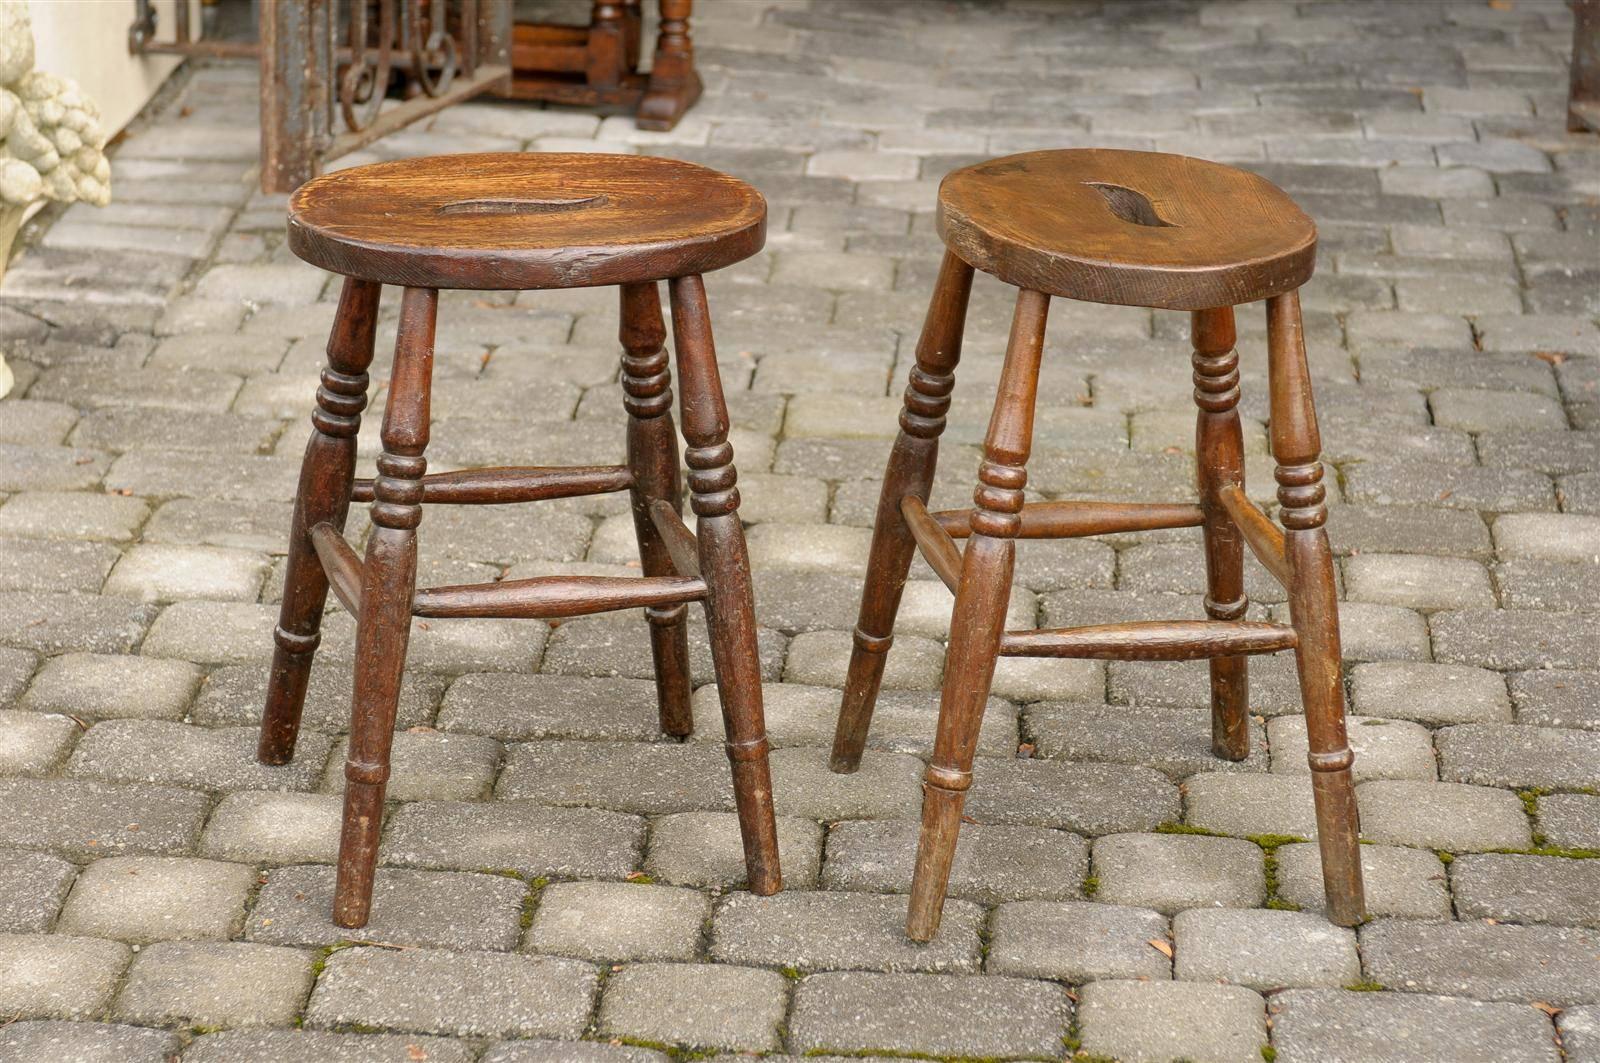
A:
[257,152,781,928]
[830,149,1366,941]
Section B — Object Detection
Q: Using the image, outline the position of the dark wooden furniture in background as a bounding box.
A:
[831,149,1367,942]
[507,0,702,130]
[129,0,514,193]
[1571,0,1600,132]
[258,151,779,927]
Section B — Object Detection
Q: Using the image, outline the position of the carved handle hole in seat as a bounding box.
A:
[436,194,610,216]
[1084,183,1174,228]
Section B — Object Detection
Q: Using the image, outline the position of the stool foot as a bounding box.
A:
[907,289,1049,941]
[260,278,381,766]
[621,281,694,738]
[331,286,436,930]
[671,273,781,894]
[833,250,974,774]
[1269,290,1366,926]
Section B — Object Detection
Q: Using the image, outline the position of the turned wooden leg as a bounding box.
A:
[907,287,1048,942]
[636,0,702,130]
[333,286,436,929]
[260,278,381,765]
[668,274,781,894]
[621,281,693,737]
[1267,290,1366,927]
[1193,307,1251,761]
[831,250,975,773]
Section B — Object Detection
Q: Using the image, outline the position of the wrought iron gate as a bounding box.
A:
[130,0,512,193]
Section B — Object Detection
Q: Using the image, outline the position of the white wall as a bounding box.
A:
[27,0,198,136]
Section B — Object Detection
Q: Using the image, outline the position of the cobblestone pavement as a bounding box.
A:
[0,1,1597,1060]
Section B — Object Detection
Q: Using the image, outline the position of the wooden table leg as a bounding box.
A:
[333,286,436,930]
[621,281,694,737]
[1267,290,1366,928]
[669,273,781,895]
[259,278,381,766]
[1192,306,1251,761]
[832,250,974,773]
[907,287,1049,942]
[637,0,702,130]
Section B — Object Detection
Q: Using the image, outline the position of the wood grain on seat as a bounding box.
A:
[937,149,1317,310]
[287,152,766,290]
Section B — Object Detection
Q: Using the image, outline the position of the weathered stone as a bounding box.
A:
[789,971,1068,1060]
[306,947,598,1039]
[711,890,982,973]
[112,940,313,1028]
[1077,979,1266,1063]
[1184,772,1320,839]
[498,740,729,814]
[645,811,822,891]
[322,731,500,801]
[1357,779,1532,852]
[1268,988,1562,1063]
[70,720,332,792]
[1451,853,1600,928]
[191,663,444,731]
[200,791,342,865]
[21,652,201,721]
[1093,833,1266,914]
[383,799,643,880]
[184,1030,475,1063]
[1437,723,1600,790]
[526,882,709,962]
[1350,661,1512,725]
[0,849,75,933]
[1173,907,1360,990]
[0,933,130,1019]
[0,777,208,859]
[986,900,1171,982]
[1538,793,1600,850]
[56,855,256,943]
[1276,842,1452,921]
[438,674,661,741]
[1361,919,1600,1005]
[1025,701,1268,778]
[820,818,1086,903]
[0,710,78,774]
[0,1021,179,1063]
[1269,714,1438,781]
[596,963,788,1053]
[963,757,1178,835]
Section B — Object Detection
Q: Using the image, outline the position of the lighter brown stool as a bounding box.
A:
[258,152,781,928]
[831,149,1366,941]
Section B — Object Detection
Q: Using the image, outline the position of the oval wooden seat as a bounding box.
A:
[937,149,1316,311]
[288,152,766,290]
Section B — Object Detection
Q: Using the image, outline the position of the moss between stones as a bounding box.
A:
[1344,979,1386,991]
[520,876,551,931]
[1261,1046,1279,1062]
[1080,874,1100,899]
[1154,821,1223,837]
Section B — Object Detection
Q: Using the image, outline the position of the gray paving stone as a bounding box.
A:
[70,720,332,792]
[1270,715,1438,782]
[1431,609,1600,671]
[140,600,285,665]
[1025,701,1268,778]
[0,536,119,594]
[1538,793,1600,850]
[498,740,729,814]
[184,1030,475,1063]
[0,709,78,774]
[596,963,788,1053]
[0,933,130,1019]
[1343,553,1496,610]
[0,1021,179,1063]
[112,940,312,1028]
[769,747,924,820]
[526,881,708,962]
[0,491,148,542]
[322,731,499,802]
[249,864,525,951]
[1438,723,1600,790]
[789,971,1068,1060]
[711,890,982,973]
[1173,907,1360,990]
[200,791,342,865]
[21,652,201,721]
[1268,988,1562,1063]
[986,900,1171,982]
[1333,601,1434,663]
[1357,779,1533,852]
[1361,919,1600,1006]
[1494,513,1600,562]
[438,674,662,741]
[382,800,644,880]
[1184,772,1320,839]
[821,818,1086,904]
[0,777,208,859]
[1564,1006,1600,1063]
[1451,853,1600,928]
[306,946,598,1039]
[1093,833,1266,914]
[480,1041,661,1063]
[1077,979,1266,1063]
[1510,669,1600,730]
[963,757,1178,835]
[782,628,943,690]
[0,848,75,936]
[190,663,444,731]
[1276,842,1452,921]
[103,543,269,602]
[56,855,255,943]
[0,590,154,655]
[645,811,822,891]
[1350,661,1511,725]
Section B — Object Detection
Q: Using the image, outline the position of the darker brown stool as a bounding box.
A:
[257,152,781,928]
[830,149,1366,941]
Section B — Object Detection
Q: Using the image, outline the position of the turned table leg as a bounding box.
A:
[1192,306,1251,761]
[669,273,781,894]
[333,286,436,929]
[637,0,702,130]
[832,250,974,773]
[260,278,381,766]
[621,281,694,737]
[1267,290,1366,927]
[907,287,1049,942]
